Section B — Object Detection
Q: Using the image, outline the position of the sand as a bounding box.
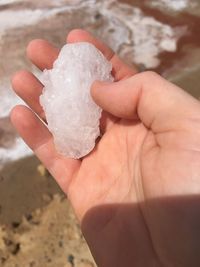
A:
[0,157,95,267]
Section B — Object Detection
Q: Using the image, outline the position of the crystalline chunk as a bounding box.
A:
[40,42,113,159]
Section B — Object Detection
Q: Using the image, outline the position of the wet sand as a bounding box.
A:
[121,0,200,96]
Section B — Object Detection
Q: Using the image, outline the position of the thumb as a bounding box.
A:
[91,71,200,131]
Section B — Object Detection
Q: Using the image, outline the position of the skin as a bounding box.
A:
[11,29,200,267]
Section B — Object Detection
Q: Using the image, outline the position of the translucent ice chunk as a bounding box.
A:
[40,42,113,159]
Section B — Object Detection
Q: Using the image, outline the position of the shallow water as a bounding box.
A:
[0,0,199,166]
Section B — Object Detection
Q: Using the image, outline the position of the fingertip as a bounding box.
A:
[67,29,114,60]
[26,39,59,70]
[11,70,30,92]
[10,104,24,116]
[90,81,108,99]
[90,81,99,103]
[26,39,45,59]
[91,80,100,92]
[11,70,22,90]
[67,29,90,43]
[10,105,39,132]
[10,105,27,126]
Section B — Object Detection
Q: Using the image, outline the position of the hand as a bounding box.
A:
[11,29,200,267]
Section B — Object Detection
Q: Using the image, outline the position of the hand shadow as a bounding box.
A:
[82,195,200,267]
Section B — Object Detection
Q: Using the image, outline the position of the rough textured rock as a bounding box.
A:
[40,42,113,159]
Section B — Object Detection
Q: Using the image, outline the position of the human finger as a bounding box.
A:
[12,70,45,119]
[27,39,59,70]
[10,105,81,193]
[91,71,200,133]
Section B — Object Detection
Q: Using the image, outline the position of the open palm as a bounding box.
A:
[11,30,200,267]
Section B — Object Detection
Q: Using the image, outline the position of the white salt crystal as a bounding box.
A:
[40,42,113,159]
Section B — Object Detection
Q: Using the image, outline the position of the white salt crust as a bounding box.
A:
[40,42,113,159]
